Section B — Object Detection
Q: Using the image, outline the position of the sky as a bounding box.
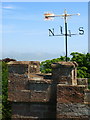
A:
[88,2,90,53]
[1,0,89,2]
[1,2,88,61]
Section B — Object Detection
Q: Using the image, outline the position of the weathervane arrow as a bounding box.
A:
[44,9,84,62]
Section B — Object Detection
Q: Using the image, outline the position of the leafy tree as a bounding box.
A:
[70,52,90,78]
[2,62,11,119]
[2,58,16,62]
[40,52,90,79]
[40,56,70,73]
[0,62,2,119]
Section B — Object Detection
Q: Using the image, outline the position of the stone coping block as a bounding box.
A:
[51,61,78,69]
[56,116,90,120]
[28,78,52,84]
[57,84,86,103]
[8,61,40,65]
[12,115,39,120]
[8,61,40,75]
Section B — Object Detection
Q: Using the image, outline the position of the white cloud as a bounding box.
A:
[2,6,14,9]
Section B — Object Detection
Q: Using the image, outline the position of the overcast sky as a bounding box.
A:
[1,2,88,61]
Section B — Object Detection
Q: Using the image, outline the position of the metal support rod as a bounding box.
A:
[65,21,68,62]
[64,15,68,62]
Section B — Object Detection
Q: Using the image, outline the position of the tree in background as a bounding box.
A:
[2,62,11,119]
[70,52,90,78]
[2,58,16,62]
[40,56,70,73]
[40,52,90,78]
[1,58,16,119]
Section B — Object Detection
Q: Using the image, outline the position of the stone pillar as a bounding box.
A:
[51,61,78,85]
[51,61,90,119]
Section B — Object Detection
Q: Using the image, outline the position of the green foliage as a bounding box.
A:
[70,52,90,78]
[40,56,70,73]
[77,68,87,78]
[2,62,11,119]
[40,52,90,79]
[0,61,2,119]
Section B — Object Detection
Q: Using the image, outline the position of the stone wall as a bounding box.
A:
[51,62,90,119]
[8,74,52,102]
[8,61,90,120]
[8,61,56,119]
[12,102,56,119]
[57,84,90,119]
[57,103,90,119]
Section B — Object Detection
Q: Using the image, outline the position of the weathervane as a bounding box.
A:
[44,9,84,61]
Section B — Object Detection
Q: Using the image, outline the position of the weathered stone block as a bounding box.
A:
[57,103,90,119]
[28,61,40,74]
[8,90,31,102]
[8,78,52,102]
[27,82,51,91]
[8,61,40,77]
[12,115,39,120]
[30,91,49,102]
[8,89,51,102]
[8,74,28,91]
[77,78,88,86]
[57,84,85,103]
[8,64,28,75]
[84,89,90,104]
[12,102,56,119]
